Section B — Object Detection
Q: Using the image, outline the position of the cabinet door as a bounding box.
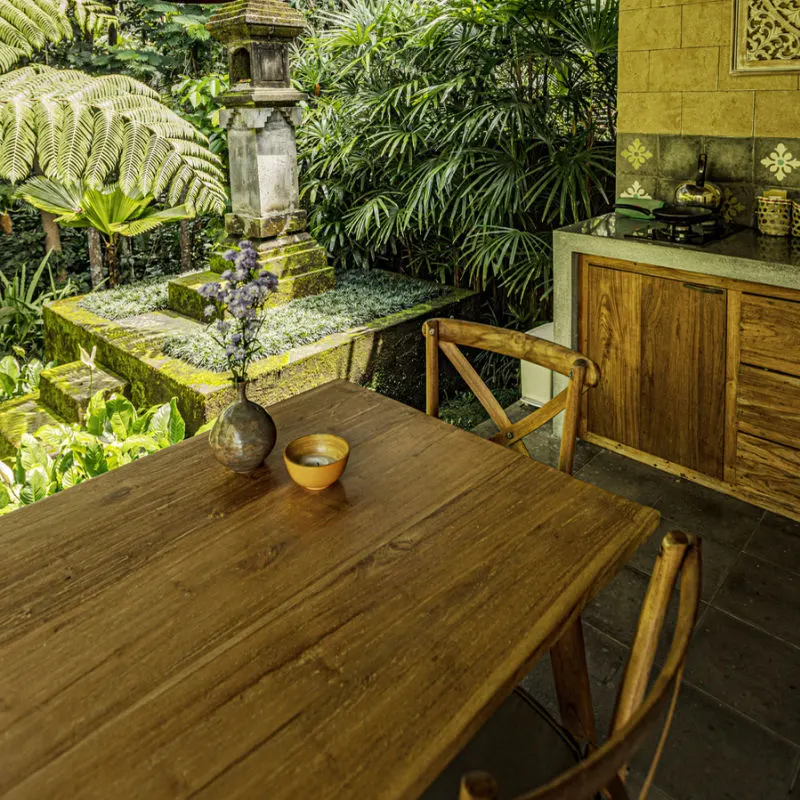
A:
[639,277,727,478]
[581,260,727,478]
[583,264,642,448]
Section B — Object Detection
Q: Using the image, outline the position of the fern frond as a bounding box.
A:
[57,97,93,182]
[84,106,122,187]
[0,94,34,182]
[33,96,60,174]
[118,120,150,194]
[0,65,227,212]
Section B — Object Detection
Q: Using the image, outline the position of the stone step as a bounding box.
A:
[168,271,221,322]
[39,361,128,423]
[0,392,65,458]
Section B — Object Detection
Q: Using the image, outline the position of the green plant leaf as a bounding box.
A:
[60,464,84,489]
[19,465,49,504]
[0,483,12,509]
[147,398,185,445]
[17,433,50,473]
[106,395,136,439]
[82,442,107,478]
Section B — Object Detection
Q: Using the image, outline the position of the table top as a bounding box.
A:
[0,380,659,799]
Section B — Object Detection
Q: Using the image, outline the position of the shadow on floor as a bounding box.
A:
[474,401,800,800]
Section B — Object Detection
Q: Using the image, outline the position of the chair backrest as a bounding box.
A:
[459,531,703,800]
[423,318,600,474]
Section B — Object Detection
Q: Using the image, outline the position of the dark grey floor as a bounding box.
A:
[474,403,800,800]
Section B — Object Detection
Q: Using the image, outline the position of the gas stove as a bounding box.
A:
[623,215,743,247]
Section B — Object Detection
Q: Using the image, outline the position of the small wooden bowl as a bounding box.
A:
[283,434,350,491]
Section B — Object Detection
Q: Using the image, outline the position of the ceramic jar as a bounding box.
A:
[209,381,277,473]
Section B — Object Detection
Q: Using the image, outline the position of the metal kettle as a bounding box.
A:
[675,153,722,210]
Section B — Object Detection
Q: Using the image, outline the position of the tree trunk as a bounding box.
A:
[180,219,194,273]
[41,211,62,253]
[105,236,120,288]
[88,228,104,289]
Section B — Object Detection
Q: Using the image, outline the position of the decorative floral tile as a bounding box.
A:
[620,137,654,171]
[718,183,753,226]
[616,174,656,200]
[619,180,652,199]
[756,139,800,187]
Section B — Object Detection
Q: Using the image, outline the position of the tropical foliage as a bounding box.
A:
[0,0,226,214]
[294,0,618,317]
[0,353,46,401]
[0,391,185,514]
[0,253,76,356]
[17,178,192,286]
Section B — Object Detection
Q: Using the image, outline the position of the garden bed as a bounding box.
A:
[46,270,476,432]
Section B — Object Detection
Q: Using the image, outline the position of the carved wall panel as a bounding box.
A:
[733,0,800,73]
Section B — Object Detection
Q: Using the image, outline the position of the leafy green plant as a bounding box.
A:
[16,180,192,287]
[0,391,185,514]
[0,353,46,401]
[0,252,77,357]
[0,0,226,213]
[293,0,617,314]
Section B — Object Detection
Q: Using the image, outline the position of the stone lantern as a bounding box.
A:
[206,0,333,302]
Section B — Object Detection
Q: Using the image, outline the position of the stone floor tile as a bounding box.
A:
[652,478,764,549]
[631,683,799,800]
[575,450,678,506]
[713,554,800,647]
[522,425,601,473]
[684,608,800,745]
[746,512,800,577]
[629,517,739,603]
[583,565,705,664]
[521,623,630,742]
[625,771,676,800]
[473,409,600,473]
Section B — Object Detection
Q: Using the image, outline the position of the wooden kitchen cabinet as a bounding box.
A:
[578,254,800,522]
[580,257,727,478]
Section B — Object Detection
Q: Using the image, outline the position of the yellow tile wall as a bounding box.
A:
[617,0,800,136]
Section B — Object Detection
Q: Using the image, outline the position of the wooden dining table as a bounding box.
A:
[0,380,660,799]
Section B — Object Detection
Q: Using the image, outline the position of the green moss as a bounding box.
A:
[0,393,64,457]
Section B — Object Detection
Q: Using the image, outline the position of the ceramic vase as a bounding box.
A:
[209,381,277,473]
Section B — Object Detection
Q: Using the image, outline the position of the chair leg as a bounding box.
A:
[550,616,597,749]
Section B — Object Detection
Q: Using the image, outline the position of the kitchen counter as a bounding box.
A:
[552,213,800,415]
[554,213,800,350]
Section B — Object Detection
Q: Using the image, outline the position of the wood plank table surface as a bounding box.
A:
[0,380,660,799]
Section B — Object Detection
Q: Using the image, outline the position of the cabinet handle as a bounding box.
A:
[683,282,724,295]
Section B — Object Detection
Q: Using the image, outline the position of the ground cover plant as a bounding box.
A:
[80,268,444,370]
[0,391,185,514]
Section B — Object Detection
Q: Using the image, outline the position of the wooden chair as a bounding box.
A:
[421,532,702,800]
[422,319,600,474]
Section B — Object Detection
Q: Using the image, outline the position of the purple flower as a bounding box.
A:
[203,304,216,318]
[223,249,237,262]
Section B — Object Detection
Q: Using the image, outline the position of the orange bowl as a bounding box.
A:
[283,434,350,491]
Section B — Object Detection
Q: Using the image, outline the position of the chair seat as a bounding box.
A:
[420,688,582,800]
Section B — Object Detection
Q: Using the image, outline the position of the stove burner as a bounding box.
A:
[623,214,742,248]
[653,223,702,244]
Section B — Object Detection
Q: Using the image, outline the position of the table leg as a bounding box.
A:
[550,616,597,748]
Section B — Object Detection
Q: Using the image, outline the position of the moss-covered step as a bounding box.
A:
[0,393,65,458]
[168,271,221,321]
[39,361,128,423]
[44,277,476,434]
